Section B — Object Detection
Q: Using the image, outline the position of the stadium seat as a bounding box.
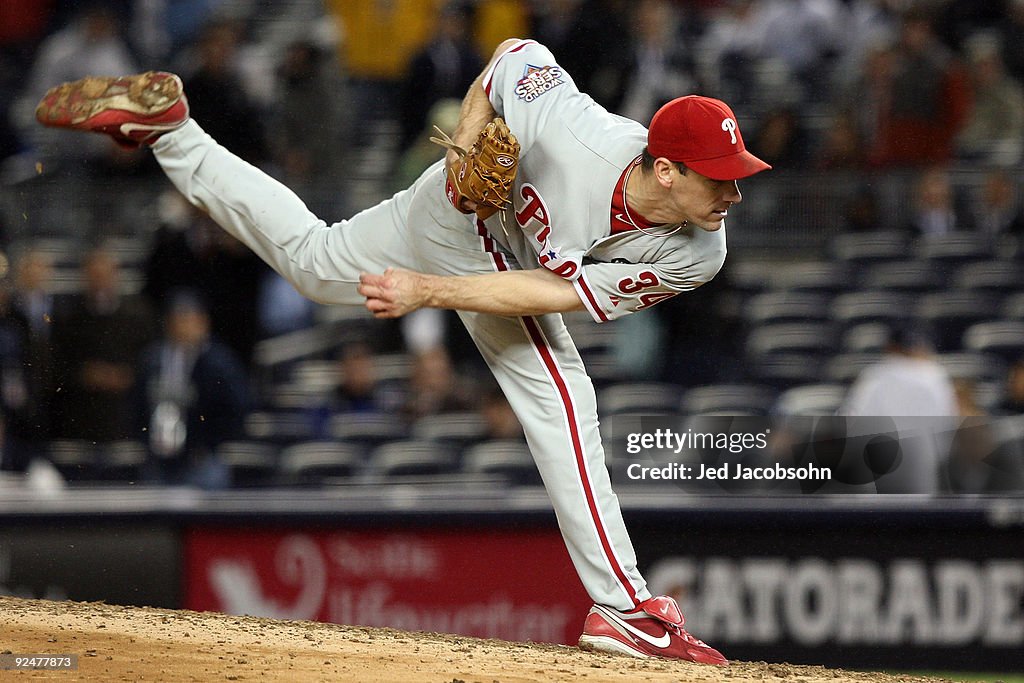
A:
[279,441,364,484]
[768,261,853,295]
[265,381,330,410]
[997,233,1021,260]
[963,321,1024,361]
[915,233,995,266]
[103,235,150,269]
[9,237,82,268]
[329,411,410,450]
[831,291,915,330]
[680,383,778,415]
[824,352,883,383]
[774,383,848,416]
[746,322,838,358]
[367,440,458,478]
[0,471,21,492]
[290,359,341,393]
[373,353,416,382]
[244,410,316,444]
[581,352,627,388]
[915,290,1002,352]
[744,291,832,326]
[747,353,827,389]
[411,412,490,451]
[830,231,908,265]
[860,260,944,293]
[97,440,148,482]
[598,382,683,415]
[564,311,617,354]
[970,381,1007,413]
[842,322,891,353]
[1003,292,1024,320]
[46,440,99,481]
[953,260,1024,293]
[461,439,540,486]
[727,259,777,295]
[216,441,280,488]
[935,352,1007,382]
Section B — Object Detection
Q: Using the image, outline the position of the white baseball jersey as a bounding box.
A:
[148,39,741,617]
[482,40,727,322]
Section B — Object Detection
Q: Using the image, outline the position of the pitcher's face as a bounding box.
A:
[669,167,743,231]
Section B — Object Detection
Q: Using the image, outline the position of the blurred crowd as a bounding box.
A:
[0,225,526,488]
[0,0,1022,492]
[2,1,1024,180]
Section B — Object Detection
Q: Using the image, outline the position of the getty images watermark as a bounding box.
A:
[624,427,831,483]
[605,414,1020,493]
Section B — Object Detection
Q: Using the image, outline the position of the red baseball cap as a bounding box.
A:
[647,95,771,180]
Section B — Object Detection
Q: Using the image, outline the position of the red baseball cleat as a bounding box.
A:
[578,595,727,665]
[35,71,189,148]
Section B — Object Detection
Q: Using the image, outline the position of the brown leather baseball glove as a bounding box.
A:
[431,117,520,221]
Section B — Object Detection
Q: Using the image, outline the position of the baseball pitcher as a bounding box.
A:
[36,37,770,664]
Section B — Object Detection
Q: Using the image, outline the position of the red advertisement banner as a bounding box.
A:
[184,527,592,644]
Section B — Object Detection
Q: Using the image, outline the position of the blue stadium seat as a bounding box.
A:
[727,260,777,295]
[831,290,915,330]
[746,322,837,358]
[564,311,618,354]
[411,412,490,451]
[598,382,684,416]
[915,233,995,266]
[97,440,147,482]
[367,440,458,478]
[935,352,1007,382]
[46,440,99,482]
[279,441,364,484]
[329,411,410,451]
[744,291,832,326]
[680,383,778,415]
[963,321,1024,361]
[953,260,1024,293]
[461,440,540,486]
[747,353,827,390]
[216,441,280,488]
[860,260,944,293]
[244,410,316,444]
[830,231,908,265]
[581,352,627,388]
[1003,292,1024,321]
[774,383,848,416]
[915,290,1002,352]
[841,323,891,353]
[769,261,853,295]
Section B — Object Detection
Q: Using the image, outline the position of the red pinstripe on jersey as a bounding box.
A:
[474,219,639,606]
[475,218,511,271]
[574,273,609,323]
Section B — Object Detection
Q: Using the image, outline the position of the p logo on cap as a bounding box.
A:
[647,96,771,181]
[721,118,737,144]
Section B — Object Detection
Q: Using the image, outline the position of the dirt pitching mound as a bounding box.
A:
[0,596,950,682]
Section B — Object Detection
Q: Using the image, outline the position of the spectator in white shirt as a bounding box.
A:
[841,323,958,493]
